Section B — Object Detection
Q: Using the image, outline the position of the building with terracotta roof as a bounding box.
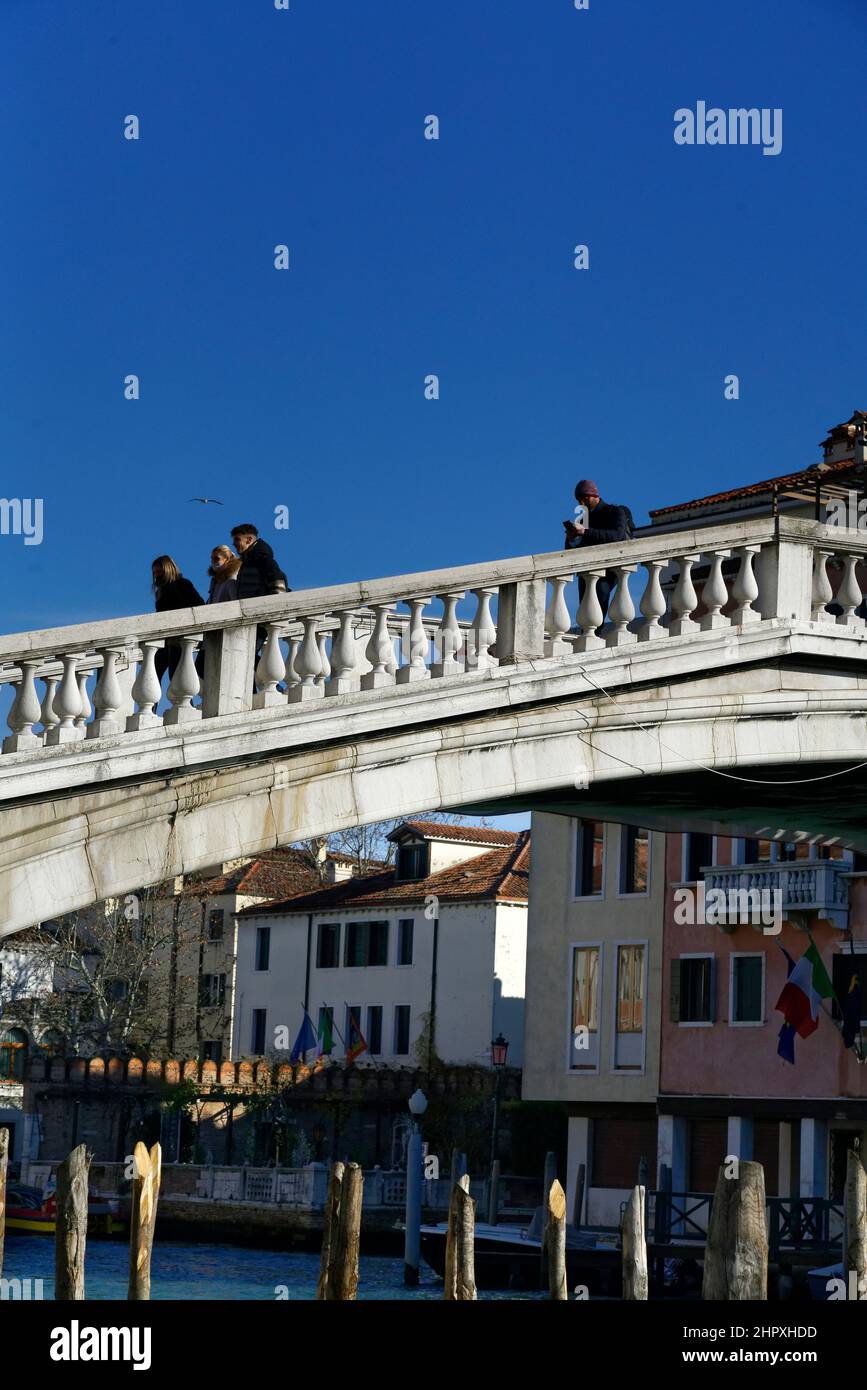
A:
[232,821,530,1070]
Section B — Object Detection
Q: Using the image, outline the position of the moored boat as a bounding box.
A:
[5,1181,123,1237]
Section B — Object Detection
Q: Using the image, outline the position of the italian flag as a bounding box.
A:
[775,939,834,1039]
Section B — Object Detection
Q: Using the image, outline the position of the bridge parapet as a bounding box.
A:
[0,515,863,762]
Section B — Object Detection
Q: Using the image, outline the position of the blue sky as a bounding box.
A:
[2,0,865,644]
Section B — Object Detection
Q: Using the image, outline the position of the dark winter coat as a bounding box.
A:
[154,577,205,612]
[235,538,289,602]
[567,499,631,550]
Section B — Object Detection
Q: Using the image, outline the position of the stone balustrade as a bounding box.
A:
[703,859,851,930]
[1,515,865,758]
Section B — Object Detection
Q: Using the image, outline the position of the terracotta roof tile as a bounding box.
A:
[650,457,859,519]
[389,820,520,847]
[239,832,531,915]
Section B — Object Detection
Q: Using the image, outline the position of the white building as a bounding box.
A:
[233,822,530,1069]
[0,930,60,1160]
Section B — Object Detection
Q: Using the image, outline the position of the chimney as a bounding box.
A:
[820,411,867,465]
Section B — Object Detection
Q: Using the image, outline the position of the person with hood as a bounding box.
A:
[229,523,289,600]
[207,544,242,603]
[151,555,206,685]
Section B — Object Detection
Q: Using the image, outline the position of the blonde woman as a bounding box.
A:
[207,544,241,603]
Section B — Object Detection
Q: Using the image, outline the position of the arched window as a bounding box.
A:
[39,1030,66,1058]
[0,1027,28,1081]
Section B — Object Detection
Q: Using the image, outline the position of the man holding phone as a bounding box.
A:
[563,479,634,623]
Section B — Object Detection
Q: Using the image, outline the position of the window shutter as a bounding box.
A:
[669,960,681,1022]
[708,957,717,1022]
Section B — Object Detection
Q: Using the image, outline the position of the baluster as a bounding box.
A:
[699,549,732,631]
[253,623,287,708]
[544,576,573,656]
[316,629,332,685]
[811,549,835,623]
[834,553,865,626]
[75,668,93,730]
[3,660,42,752]
[45,654,84,744]
[87,647,127,738]
[396,597,432,684]
[361,604,397,690]
[730,546,761,625]
[126,641,164,731]
[638,561,666,642]
[163,635,203,725]
[669,554,700,637]
[288,616,325,702]
[574,570,606,652]
[468,586,498,671]
[40,675,60,738]
[286,635,302,690]
[325,610,360,696]
[605,565,638,647]
[431,592,465,678]
[384,619,400,677]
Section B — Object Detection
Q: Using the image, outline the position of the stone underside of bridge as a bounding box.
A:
[1,638,867,937]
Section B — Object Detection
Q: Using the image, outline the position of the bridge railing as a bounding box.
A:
[1,515,864,756]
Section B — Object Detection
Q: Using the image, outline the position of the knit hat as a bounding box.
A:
[575,479,600,497]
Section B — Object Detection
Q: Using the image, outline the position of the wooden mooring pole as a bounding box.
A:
[331,1162,363,1300]
[546,1179,568,1299]
[444,1174,477,1300]
[0,1126,8,1278]
[128,1141,162,1301]
[55,1144,92,1301]
[702,1159,767,1300]
[621,1184,648,1300]
[539,1150,557,1289]
[572,1162,586,1229]
[316,1161,345,1300]
[844,1148,867,1299]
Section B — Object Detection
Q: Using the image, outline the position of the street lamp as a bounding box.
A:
[488,1034,509,1226]
[404,1088,428,1287]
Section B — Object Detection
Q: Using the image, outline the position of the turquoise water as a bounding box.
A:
[1,1235,542,1301]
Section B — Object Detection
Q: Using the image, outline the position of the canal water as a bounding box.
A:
[1,1235,543,1300]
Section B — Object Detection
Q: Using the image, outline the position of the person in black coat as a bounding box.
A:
[151,555,206,687]
[229,524,289,601]
[563,479,632,622]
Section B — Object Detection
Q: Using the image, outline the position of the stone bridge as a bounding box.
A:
[1,514,866,937]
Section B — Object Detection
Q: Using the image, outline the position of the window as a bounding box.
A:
[616,945,645,1033]
[741,838,774,864]
[251,1009,267,1054]
[317,923,341,969]
[201,1040,223,1065]
[684,833,713,881]
[107,978,128,1001]
[201,974,226,1008]
[208,909,225,942]
[255,927,271,972]
[345,921,389,967]
[621,827,649,895]
[731,955,764,1024]
[397,919,414,966]
[575,821,604,897]
[367,1006,383,1055]
[393,1005,411,1055]
[396,841,429,881]
[671,956,715,1024]
[572,946,600,1033]
[0,1028,27,1081]
[345,1005,364,1056]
